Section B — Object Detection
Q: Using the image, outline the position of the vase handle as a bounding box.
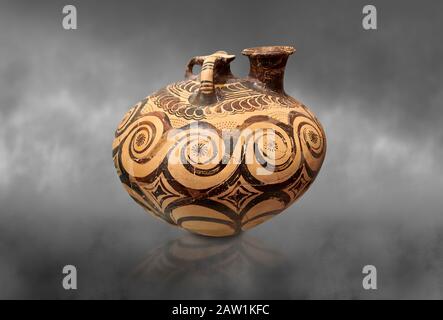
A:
[186,51,235,106]
[185,56,205,80]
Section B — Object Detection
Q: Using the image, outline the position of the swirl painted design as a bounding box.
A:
[113,78,326,237]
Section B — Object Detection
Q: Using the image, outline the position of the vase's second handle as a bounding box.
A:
[186,51,235,106]
[185,56,205,79]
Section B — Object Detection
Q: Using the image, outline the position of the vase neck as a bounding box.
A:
[242,46,295,94]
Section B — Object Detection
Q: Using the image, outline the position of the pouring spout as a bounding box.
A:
[242,46,295,94]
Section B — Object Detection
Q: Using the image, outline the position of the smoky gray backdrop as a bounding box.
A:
[1,0,442,299]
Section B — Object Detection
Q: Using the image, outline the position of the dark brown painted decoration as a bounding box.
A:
[112,46,327,237]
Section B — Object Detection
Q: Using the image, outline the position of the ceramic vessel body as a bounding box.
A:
[112,47,326,237]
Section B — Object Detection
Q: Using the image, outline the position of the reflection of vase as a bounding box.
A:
[133,234,283,284]
[113,46,326,237]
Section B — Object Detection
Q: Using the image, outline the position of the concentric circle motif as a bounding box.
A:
[113,80,326,237]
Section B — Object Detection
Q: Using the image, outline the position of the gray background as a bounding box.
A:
[1,0,443,299]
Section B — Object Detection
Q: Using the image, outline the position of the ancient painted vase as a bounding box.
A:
[113,46,326,237]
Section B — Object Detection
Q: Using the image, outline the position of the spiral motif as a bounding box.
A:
[113,79,326,237]
[184,136,218,169]
[167,125,232,189]
[129,123,157,160]
[243,121,300,184]
[292,114,326,173]
[115,101,145,136]
[120,115,166,178]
